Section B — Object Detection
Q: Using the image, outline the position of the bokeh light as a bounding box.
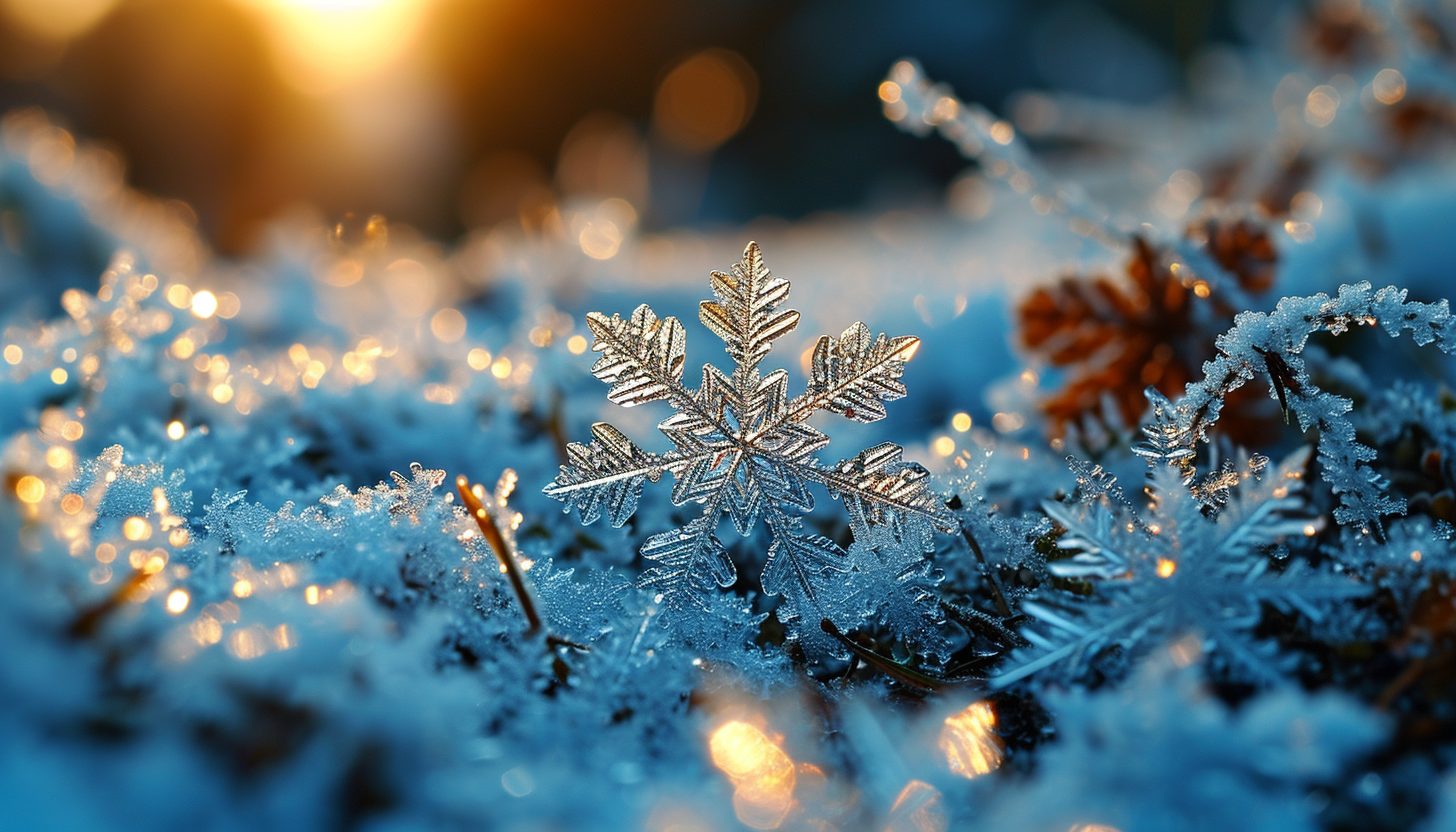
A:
[652,48,758,153]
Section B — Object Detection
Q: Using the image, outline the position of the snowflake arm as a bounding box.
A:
[811,443,956,535]
[584,304,688,407]
[545,423,700,527]
[699,240,800,373]
[639,493,735,602]
[787,322,920,424]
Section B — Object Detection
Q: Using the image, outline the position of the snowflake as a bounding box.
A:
[545,242,955,654]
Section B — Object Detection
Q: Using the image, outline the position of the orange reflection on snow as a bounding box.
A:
[938,700,1003,778]
[709,720,797,829]
[884,780,947,832]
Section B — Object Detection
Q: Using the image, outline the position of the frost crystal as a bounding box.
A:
[546,242,955,654]
[1000,448,1363,686]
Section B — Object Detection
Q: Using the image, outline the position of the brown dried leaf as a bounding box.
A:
[1019,237,1280,445]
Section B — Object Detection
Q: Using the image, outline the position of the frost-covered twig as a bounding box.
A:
[1137,281,1456,531]
[457,472,542,634]
[882,59,1120,249]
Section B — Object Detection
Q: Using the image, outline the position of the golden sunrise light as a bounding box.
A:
[236,0,433,94]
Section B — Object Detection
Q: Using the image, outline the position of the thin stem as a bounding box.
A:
[961,525,1014,619]
[819,619,942,691]
[68,568,150,639]
[456,475,541,634]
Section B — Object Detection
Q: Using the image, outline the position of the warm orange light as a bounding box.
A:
[166,589,190,614]
[653,49,758,153]
[430,308,467,343]
[46,447,72,469]
[491,356,512,379]
[190,290,218,319]
[228,626,265,659]
[938,701,1003,778]
[238,0,433,95]
[123,516,152,541]
[709,720,796,829]
[1156,558,1177,579]
[0,0,119,42]
[1372,68,1406,106]
[885,780,947,832]
[15,475,45,504]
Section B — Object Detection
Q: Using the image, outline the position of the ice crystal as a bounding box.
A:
[942,453,1052,609]
[546,242,955,656]
[998,448,1363,687]
[1331,516,1454,630]
[1357,381,1456,525]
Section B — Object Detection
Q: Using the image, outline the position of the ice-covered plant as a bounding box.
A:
[1138,282,1456,531]
[982,657,1387,832]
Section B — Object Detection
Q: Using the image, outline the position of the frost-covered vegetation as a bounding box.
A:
[7,3,1456,832]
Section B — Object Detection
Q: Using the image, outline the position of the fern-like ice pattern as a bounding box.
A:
[545,242,954,651]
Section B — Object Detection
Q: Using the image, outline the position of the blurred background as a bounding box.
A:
[0,0,1256,255]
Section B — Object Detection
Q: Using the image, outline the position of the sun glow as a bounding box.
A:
[237,0,433,94]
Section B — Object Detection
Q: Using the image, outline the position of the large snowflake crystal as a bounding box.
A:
[546,242,954,650]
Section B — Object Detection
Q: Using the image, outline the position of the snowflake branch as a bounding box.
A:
[799,461,956,531]
[773,326,919,429]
